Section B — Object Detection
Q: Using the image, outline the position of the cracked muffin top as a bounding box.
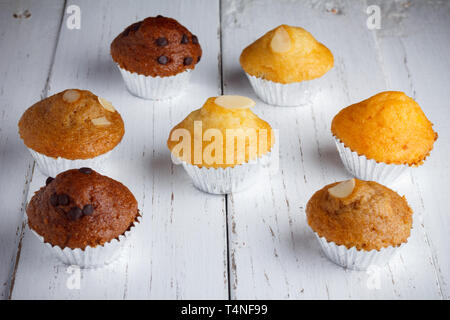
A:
[111,15,202,77]
[27,168,139,249]
[167,95,274,168]
[306,179,413,251]
[240,25,333,84]
[332,91,437,166]
[18,89,124,160]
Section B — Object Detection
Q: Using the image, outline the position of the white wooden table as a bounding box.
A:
[0,0,449,300]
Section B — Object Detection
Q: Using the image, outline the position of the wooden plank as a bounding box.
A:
[221,0,445,299]
[0,0,65,299]
[372,0,450,299]
[10,0,226,299]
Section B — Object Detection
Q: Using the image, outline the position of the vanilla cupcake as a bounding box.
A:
[240,25,333,107]
[167,95,275,194]
[111,15,202,100]
[332,91,438,184]
[18,89,124,176]
[306,178,413,270]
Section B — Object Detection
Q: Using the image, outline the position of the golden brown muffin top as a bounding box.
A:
[167,96,274,168]
[111,15,202,77]
[306,179,413,251]
[240,25,333,84]
[27,168,139,249]
[18,89,125,160]
[331,91,437,166]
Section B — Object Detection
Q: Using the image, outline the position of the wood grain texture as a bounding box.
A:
[221,0,448,299]
[0,0,65,299]
[0,0,448,300]
[370,0,450,299]
[9,0,227,299]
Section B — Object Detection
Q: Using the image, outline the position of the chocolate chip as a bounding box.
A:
[156,15,163,18]
[157,55,169,65]
[130,22,141,32]
[57,194,69,206]
[67,207,82,221]
[181,34,189,44]
[197,55,201,62]
[50,193,58,206]
[79,167,92,174]
[192,35,198,44]
[183,57,193,66]
[156,37,168,46]
[46,177,54,186]
[82,204,94,216]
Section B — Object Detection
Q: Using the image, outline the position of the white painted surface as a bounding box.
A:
[0,0,448,299]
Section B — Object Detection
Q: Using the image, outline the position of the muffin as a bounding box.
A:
[18,89,124,177]
[306,178,413,270]
[240,24,333,107]
[27,168,140,268]
[332,91,438,184]
[167,95,275,193]
[111,15,202,100]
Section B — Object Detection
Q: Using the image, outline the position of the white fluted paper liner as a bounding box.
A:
[334,137,410,185]
[245,73,313,107]
[314,232,406,271]
[117,65,191,100]
[28,148,113,177]
[179,150,273,194]
[31,215,142,269]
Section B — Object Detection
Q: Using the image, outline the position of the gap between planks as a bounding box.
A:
[6,0,68,299]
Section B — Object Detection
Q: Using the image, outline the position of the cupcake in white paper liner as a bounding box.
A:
[18,89,125,177]
[117,66,191,100]
[31,215,141,269]
[306,179,413,271]
[314,231,407,271]
[28,147,114,178]
[240,25,334,107]
[334,137,410,185]
[167,95,276,194]
[110,16,202,100]
[331,91,438,185]
[179,150,273,194]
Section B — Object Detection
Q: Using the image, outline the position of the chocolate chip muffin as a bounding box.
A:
[27,168,139,250]
[111,15,202,99]
[111,15,202,77]
[18,89,124,176]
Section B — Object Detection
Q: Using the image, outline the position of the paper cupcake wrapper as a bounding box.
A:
[117,65,191,100]
[179,151,272,194]
[245,73,312,107]
[334,137,410,185]
[28,148,113,178]
[314,232,406,271]
[30,215,142,269]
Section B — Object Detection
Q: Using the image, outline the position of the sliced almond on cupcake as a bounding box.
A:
[215,95,255,110]
[98,97,116,112]
[91,116,111,126]
[328,178,356,198]
[62,90,81,103]
[270,26,292,53]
